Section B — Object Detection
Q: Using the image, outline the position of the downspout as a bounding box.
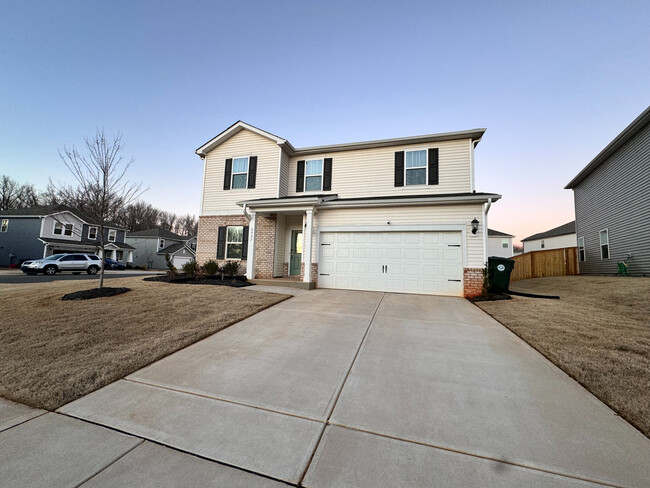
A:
[242,203,251,221]
[482,197,492,264]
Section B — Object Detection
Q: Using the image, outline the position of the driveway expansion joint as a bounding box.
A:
[74,438,145,488]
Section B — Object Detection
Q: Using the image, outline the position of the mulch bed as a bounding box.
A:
[61,287,131,301]
[143,274,252,287]
[467,292,512,302]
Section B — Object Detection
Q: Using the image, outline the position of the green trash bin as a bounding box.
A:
[487,256,515,293]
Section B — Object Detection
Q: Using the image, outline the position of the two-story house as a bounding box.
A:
[125,228,197,269]
[195,122,501,297]
[0,205,134,266]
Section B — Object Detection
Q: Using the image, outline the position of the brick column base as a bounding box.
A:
[310,263,318,287]
[463,267,484,297]
[254,214,277,279]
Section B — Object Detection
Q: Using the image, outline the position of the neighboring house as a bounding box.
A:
[487,228,514,258]
[195,121,502,297]
[0,205,134,266]
[125,228,196,269]
[566,105,650,276]
[521,221,576,253]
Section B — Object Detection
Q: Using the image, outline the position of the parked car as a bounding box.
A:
[104,258,126,270]
[21,253,102,275]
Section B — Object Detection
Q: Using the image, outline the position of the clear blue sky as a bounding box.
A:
[1,0,649,243]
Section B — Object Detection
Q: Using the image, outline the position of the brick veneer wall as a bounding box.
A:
[196,215,249,267]
[463,267,484,297]
[254,215,276,279]
[310,263,318,287]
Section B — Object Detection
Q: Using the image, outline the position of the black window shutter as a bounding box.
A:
[247,157,257,189]
[323,158,332,191]
[394,152,404,187]
[296,160,305,192]
[428,148,439,185]
[241,226,249,260]
[223,159,232,190]
[216,226,226,259]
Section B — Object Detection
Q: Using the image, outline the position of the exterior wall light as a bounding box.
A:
[471,219,479,235]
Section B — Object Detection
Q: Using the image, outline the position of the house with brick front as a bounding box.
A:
[195,121,501,297]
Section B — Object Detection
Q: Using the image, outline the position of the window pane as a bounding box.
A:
[305,159,323,176]
[601,245,609,259]
[64,224,73,236]
[406,150,426,168]
[227,226,243,243]
[233,157,248,173]
[54,224,62,235]
[226,243,242,259]
[406,168,426,185]
[600,230,608,245]
[232,174,247,188]
[305,175,322,191]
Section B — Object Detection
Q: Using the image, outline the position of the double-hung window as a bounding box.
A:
[305,159,323,191]
[54,222,73,236]
[159,238,165,249]
[599,229,609,259]
[405,150,427,185]
[502,239,509,249]
[108,229,116,242]
[232,157,249,189]
[88,226,98,239]
[1,219,7,232]
[226,226,243,259]
[541,239,545,249]
[578,237,586,262]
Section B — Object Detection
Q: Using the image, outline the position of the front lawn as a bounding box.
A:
[0,277,290,410]
[476,276,650,438]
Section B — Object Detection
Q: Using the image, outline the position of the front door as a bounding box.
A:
[290,230,303,276]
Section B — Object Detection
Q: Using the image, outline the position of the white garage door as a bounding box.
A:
[173,255,193,268]
[318,231,463,296]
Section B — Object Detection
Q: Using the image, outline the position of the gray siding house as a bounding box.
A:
[565,105,650,276]
[125,228,196,269]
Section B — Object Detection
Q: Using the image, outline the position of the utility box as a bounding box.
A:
[488,256,515,293]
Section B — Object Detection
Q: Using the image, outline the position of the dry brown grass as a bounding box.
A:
[476,276,650,438]
[0,277,290,410]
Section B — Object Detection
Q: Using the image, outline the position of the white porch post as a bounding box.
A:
[246,211,257,280]
[127,250,133,263]
[303,209,313,283]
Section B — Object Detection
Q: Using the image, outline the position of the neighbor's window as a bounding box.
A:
[541,239,545,249]
[54,222,73,236]
[305,159,323,191]
[116,250,124,261]
[226,226,243,259]
[578,237,586,262]
[88,226,98,239]
[159,238,165,249]
[502,239,509,249]
[190,241,196,251]
[108,229,116,242]
[599,229,609,259]
[231,157,249,189]
[1,219,7,232]
[405,150,427,185]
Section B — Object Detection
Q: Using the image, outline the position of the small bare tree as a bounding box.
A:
[0,175,40,210]
[58,130,144,288]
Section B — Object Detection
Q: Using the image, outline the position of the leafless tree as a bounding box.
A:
[157,210,176,232]
[57,130,145,288]
[174,213,198,236]
[114,201,160,232]
[0,175,40,210]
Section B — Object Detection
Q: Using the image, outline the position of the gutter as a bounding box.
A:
[482,198,492,263]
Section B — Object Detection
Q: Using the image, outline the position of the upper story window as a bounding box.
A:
[405,150,427,185]
[578,237,586,262]
[599,229,609,259]
[1,219,7,232]
[232,157,249,189]
[159,238,165,249]
[54,222,73,236]
[190,241,196,251]
[88,226,98,240]
[541,239,545,249]
[502,239,509,249]
[226,226,243,259]
[224,156,257,190]
[305,159,323,191]
[108,229,117,242]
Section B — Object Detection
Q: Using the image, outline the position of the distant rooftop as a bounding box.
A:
[521,221,576,242]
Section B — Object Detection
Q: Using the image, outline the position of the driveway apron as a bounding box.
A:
[59,290,650,488]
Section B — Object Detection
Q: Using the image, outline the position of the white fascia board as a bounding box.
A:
[196,121,287,156]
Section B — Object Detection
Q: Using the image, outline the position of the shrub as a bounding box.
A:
[182,260,198,277]
[203,259,220,276]
[165,253,177,277]
[222,261,240,277]
[481,263,491,295]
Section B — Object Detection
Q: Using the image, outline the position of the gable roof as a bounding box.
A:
[196,121,486,158]
[158,241,196,256]
[126,228,189,240]
[521,221,576,242]
[0,204,124,229]
[565,105,650,189]
[488,229,514,238]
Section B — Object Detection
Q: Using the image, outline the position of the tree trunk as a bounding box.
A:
[98,225,105,289]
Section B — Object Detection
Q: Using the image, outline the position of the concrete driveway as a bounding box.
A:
[44,289,650,487]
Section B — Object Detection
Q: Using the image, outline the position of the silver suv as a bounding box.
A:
[21,253,102,275]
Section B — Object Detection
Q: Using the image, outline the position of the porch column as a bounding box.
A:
[246,211,257,280]
[303,209,313,283]
[127,251,133,263]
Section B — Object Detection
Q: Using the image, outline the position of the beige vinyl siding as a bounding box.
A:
[311,204,485,267]
[278,149,290,197]
[287,139,471,198]
[523,234,577,253]
[202,130,280,215]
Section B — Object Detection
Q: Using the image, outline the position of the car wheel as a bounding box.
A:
[44,265,57,275]
[87,266,99,275]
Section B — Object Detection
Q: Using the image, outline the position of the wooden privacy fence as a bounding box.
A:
[509,247,578,282]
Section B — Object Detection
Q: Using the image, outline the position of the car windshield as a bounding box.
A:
[44,254,65,261]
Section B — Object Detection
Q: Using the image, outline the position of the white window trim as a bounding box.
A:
[578,236,586,262]
[88,226,98,240]
[541,239,545,249]
[159,238,165,249]
[231,156,249,190]
[304,158,324,192]
[404,148,428,186]
[599,229,610,259]
[501,239,509,248]
[53,222,63,235]
[53,222,74,236]
[226,225,244,260]
[108,229,117,242]
[0,219,7,232]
